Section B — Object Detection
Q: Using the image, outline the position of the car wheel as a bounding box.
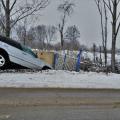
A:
[0,54,8,69]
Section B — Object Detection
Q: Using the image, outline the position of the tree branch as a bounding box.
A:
[103,0,113,17]
[116,22,120,37]
[116,12,120,22]
[10,0,17,12]
[0,19,5,30]
[1,0,6,10]
[117,0,120,4]
[10,0,49,28]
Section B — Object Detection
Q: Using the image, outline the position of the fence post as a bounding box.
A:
[76,49,83,72]
[54,53,59,69]
[62,53,67,70]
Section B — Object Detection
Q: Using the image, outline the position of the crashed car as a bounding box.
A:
[0,35,52,70]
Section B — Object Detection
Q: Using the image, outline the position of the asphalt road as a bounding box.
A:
[0,88,120,120]
[0,106,120,120]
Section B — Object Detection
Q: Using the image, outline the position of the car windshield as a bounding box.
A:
[21,45,37,58]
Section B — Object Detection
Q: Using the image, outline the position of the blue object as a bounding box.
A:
[64,54,67,63]
[76,49,82,72]
[54,53,59,69]
[63,54,67,70]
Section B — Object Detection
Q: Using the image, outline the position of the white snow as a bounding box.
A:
[58,50,120,65]
[0,70,120,89]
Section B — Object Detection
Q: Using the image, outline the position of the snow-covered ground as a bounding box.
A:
[58,50,120,63]
[0,70,120,89]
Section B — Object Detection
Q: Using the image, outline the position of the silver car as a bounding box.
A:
[0,36,52,70]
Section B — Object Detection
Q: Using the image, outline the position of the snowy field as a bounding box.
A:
[0,70,120,89]
[59,50,120,64]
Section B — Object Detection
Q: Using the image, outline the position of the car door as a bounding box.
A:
[6,42,28,66]
[21,45,44,69]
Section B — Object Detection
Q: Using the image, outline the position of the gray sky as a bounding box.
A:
[23,0,120,49]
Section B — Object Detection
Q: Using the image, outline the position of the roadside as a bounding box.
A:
[1,105,120,120]
[0,87,120,120]
[0,70,120,89]
[0,88,120,107]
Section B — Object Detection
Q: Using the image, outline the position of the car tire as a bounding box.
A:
[0,53,9,69]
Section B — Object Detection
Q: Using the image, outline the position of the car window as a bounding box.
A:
[21,45,37,58]
[0,36,22,50]
[0,35,37,58]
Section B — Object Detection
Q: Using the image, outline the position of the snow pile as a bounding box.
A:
[0,70,120,89]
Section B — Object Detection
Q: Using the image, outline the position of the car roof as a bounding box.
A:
[0,35,22,50]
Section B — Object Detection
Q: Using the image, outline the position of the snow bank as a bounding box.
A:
[0,70,120,89]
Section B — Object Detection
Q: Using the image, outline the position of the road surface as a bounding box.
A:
[0,88,120,120]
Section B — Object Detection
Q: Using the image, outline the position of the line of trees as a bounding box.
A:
[95,0,120,72]
[57,0,75,48]
[0,0,81,50]
[0,0,120,73]
[0,0,49,37]
[16,23,81,50]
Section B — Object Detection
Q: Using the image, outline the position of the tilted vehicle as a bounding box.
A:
[0,35,52,70]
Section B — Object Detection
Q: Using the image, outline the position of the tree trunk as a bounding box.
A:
[5,0,11,38]
[104,2,107,67]
[99,46,102,66]
[111,0,117,72]
[60,30,64,49]
[93,44,96,63]
[111,35,116,72]
[104,48,107,66]
[23,36,26,45]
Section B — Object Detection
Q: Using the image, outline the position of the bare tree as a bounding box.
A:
[16,18,28,45]
[102,0,120,72]
[0,0,49,37]
[65,25,80,50]
[95,0,108,67]
[45,25,57,49]
[65,25,80,41]
[0,4,5,35]
[27,28,36,47]
[33,25,46,49]
[99,46,102,66]
[57,0,74,48]
[93,43,96,63]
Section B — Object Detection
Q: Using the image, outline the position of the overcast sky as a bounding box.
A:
[22,0,120,49]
